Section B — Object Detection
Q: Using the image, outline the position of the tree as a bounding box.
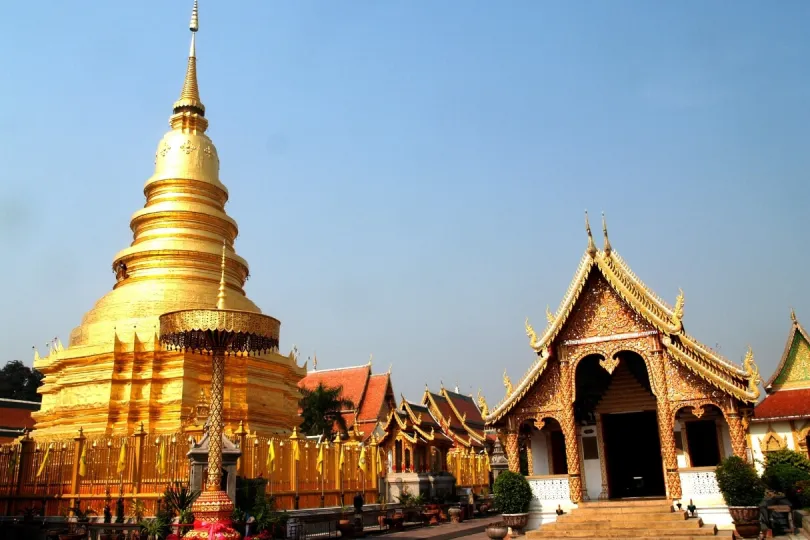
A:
[0,360,44,402]
[299,383,354,438]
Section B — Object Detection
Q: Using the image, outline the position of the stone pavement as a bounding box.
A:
[379,516,494,540]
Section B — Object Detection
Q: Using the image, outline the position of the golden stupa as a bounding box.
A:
[32,1,305,438]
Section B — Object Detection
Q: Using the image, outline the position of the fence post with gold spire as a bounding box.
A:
[69,428,86,511]
[133,422,146,495]
[235,420,247,477]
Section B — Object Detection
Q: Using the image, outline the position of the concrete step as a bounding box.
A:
[578,499,671,508]
[524,525,718,538]
[543,518,705,531]
[557,510,688,523]
[567,506,674,516]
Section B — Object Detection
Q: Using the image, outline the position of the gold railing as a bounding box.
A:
[0,429,489,516]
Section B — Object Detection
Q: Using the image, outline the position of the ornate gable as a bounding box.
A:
[768,312,810,391]
[485,218,761,426]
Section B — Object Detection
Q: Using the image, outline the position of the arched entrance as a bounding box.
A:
[575,351,665,498]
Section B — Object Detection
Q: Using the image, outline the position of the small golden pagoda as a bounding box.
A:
[32,1,305,438]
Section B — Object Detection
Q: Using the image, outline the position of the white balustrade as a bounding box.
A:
[528,475,571,502]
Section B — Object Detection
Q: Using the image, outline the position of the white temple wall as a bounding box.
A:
[749,421,795,474]
[530,430,550,475]
[675,423,688,468]
[581,426,602,501]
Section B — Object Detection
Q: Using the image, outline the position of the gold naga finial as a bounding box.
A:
[312,351,318,370]
[790,308,797,324]
[477,389,489,417]
[743,346,760,382]
[671,288,684,328]
[503,370,514,396]
[585,210,597,257]
[525,318,539,349]
[173,0,206,122]
[601,212,612,255]
[368,353,373,366]
[216,241,228,309]
[545,305,555,325]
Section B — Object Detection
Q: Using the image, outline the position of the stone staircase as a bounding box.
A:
[526,499,731,540]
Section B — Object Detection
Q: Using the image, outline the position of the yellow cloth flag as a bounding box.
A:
[267,439,276,472]
[78,444,87,477]
[36,445,51,477]
[358,445,367,472]
[485,452,491,472]
[292,438,300,462]
[338,444,345,468]
[377,446,383,473]
[316,443,324,476]
[157,440,168,474]
[116,440,127,475]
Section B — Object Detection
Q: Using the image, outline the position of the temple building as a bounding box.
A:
[484,215,761,529]
[750,310,810,471]
[0,399,39,444]
[297,361,396,441]
[31,1,305,438]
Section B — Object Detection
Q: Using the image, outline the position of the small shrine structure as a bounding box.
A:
[751,310,810,471]
[484,215,761,528]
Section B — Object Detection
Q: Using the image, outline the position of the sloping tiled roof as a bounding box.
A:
[299,364,371,411]
[442,389,485,430]
[357,373,392,422]
[753,388,810,421]
[427,392,463,430]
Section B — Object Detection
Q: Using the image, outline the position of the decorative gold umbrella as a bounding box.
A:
[160,243,280,539]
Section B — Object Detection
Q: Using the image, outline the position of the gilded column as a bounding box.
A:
[524,435,534,476]
[504,430,520,473]
[650,349,681,499]
[559,357,583,503]
[206,352,226,492]
[726,413,747,460]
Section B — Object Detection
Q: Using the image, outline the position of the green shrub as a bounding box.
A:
[763,462,810,506]
[764,449,810,475]
[493,471,533,514]
[795,479,810,509]
[715,456,765,507]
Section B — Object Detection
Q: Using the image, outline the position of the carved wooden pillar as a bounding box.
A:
[650,347,681,500]
[525,435,534,476]
[560,356,583,503]
[726,413,747,459]
[595,413,609,500]
[505,429,520,473]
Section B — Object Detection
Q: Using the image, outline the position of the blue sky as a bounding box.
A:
[1,1,808,404]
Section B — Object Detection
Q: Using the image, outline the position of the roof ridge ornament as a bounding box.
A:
[790,308,797,324]
[545,305,555,325]
[671,288,684,329]
[525,318,539,349]
[503,370,513,396]
[601,212,612,256]
[585,211,597,257]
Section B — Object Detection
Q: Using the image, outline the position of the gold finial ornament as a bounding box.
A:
[671,288,684,328]
[503,370,514,396]
[585,211,596,257]
[525,317,539,349]
[743,346,761,394]
[545,305,555,325]
[790,308,797,324]
[216,241,228,310]
[477,390,489,417]
[601,212,612,255]
[313,352,318,370]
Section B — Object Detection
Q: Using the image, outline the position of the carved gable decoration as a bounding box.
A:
[512,361,563,420]
[559,272,654,343]
[773,330,810,389]
[666,356,730,405]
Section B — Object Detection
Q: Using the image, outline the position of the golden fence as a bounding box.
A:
[0,429,489,517]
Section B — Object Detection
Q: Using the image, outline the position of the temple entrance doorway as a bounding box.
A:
[603,411,665,498]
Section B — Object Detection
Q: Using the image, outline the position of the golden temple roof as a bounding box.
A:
[764,310,810,392]
[61,0,264,351]
[485,216,762,424]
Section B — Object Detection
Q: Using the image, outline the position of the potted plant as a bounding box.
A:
[493,471,533,536]
[140,517,168,540]
[164,482,199,535]
[715,455,765,538]
[485,521,509,540]
[337,506,354,538]
[129,499,145,525]
[60,503,97,540]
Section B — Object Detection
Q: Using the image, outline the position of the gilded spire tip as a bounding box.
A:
[190,0,199,32]
[173,0,205,120]
[585,210,596,256]
[216,241,227,310]
[601,211,612,255]
[790,308,797,324]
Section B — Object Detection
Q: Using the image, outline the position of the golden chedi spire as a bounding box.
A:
[69,0,261,350]
[32,0,303,440]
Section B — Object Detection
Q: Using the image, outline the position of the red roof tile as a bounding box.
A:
[428,392,464,430]
[443,389,485,429]
[754,388,810,420]
[299,365,370,411]
[357,374,392,423]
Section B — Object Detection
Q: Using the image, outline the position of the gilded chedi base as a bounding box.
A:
[185,490,240,540]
